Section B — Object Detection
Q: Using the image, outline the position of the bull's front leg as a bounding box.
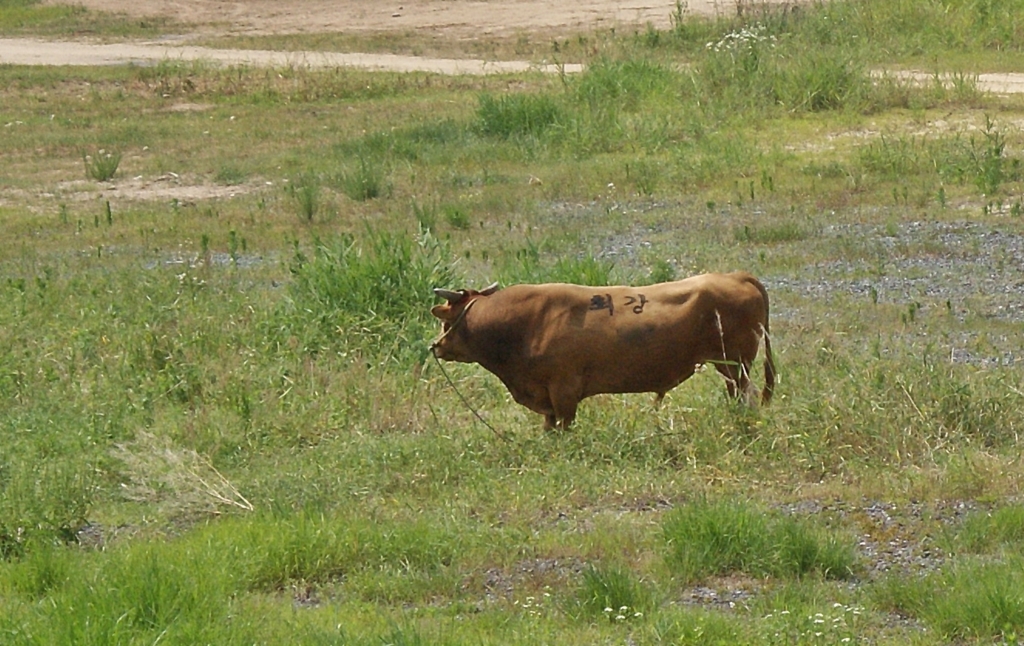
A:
[547,378,582,429]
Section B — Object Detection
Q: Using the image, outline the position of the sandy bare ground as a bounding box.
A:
[38,0,747,38]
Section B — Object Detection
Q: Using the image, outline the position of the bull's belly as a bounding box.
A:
[581,361,693,397]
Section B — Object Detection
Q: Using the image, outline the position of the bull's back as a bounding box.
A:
[496,274,765,396]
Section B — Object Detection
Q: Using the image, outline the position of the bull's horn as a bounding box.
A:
[480,282,500,295]
[433,288,464,302]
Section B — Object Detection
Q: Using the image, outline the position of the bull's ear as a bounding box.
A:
[433,288,464,303]
[430,304,451,320]
[479,282,500,296]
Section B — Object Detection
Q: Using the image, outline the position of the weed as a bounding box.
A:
[498,240,615,285]
[338,156,390,201]
[626,158,660,196]
[443,203,471,230]
[82,148,121,181]
[287,173,321,222]
[215,164,248,185]
[411,199,438,231]
[974,115,1006,195]
[647,258,676,284]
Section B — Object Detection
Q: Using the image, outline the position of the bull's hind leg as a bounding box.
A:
[714,342,759,406]
[713,359,749,400]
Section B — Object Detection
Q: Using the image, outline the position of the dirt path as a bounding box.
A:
[0,37,583,74]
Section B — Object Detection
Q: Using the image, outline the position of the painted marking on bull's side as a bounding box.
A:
[590,293,649,315]
[625,294,648,314]
[589,294,614,315]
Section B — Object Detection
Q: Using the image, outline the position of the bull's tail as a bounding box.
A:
[751,277,776,405]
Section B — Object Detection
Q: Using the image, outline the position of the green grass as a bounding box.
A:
[1,0,1024,643]
[663,499,858,583]
[874,557,1024,642]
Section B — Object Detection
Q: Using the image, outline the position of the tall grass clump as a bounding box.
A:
[694,22,869,114]
[551,56,684,155]
[574,565,654,621]
[476,92,562,139]
[672,0,1024,62]
[572,58,676,111]
[0,433,95,556]
[809,0,1024,57]
[874,558,1024,642]
[286,226,455,362]
[663,498,857,583]
[5,540,73,599]
[15,540,259,646]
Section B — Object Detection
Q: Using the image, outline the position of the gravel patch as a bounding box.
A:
[768,220,1024,323]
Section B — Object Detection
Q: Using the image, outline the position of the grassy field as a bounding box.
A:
[2,0,1024,643]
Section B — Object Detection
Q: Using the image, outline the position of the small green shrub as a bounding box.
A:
[647,259,676,284]
[442,203,471,230]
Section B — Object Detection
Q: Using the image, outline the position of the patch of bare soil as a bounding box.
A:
[42,0,752,39]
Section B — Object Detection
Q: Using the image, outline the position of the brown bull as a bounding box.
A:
[430,272,775,429]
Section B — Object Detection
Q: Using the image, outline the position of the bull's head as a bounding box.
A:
[429,282,499,361]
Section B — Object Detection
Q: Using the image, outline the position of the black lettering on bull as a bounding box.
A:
[590,293,648,316]
[589,294,614,315]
